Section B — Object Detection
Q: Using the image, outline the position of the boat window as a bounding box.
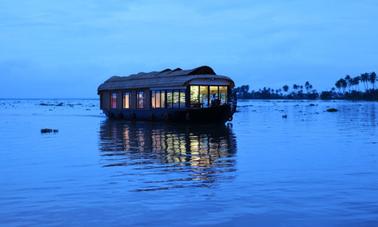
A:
[173,91,180,108]
[137,91,144,109]
[152,91,165,109]
[111,93,117,109]
[151,91,156,108]
[210,86,219,106]
[167,91,173,108]
[123,92,130,109]
[156,91,161,108]
[219,86,227,104]
[190,86,199,107]
[200,86,209,108]
[179,90,186,108]
[160,91,166,108]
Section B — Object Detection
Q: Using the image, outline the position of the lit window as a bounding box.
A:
[173,91,179,108]
[123,92,130,109]
[156,91,161,108]
[167,91,173,108]
[152,91,162,109]
[160,91,166,108]
[210,86,218,101]
[219,86,227,104]
[190,86,199,107]
[179,90,186,108]
[210,86,219,106]
[111,93,117,109]
[151,91,156,109]
[137,91,144,109]
[200,86,209,108]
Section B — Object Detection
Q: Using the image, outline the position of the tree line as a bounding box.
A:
[233,72,378,101]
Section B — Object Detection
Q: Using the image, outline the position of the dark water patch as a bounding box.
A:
[327,108,338,112]
[40,128,59,134]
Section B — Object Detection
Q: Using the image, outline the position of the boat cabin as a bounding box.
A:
[97,66,236,123]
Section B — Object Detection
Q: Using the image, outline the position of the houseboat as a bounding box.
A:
[97,66,236,123]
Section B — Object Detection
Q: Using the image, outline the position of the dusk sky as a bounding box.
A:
[1,0,377,98]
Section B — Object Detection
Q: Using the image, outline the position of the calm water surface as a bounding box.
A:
[0,99,378,226]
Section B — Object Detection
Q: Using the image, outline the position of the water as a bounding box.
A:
[0,99,378,226]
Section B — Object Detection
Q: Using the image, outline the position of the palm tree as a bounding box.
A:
[361,73,369,90]
[277,88,282,96]
[283,85,289,93]
[340,79,347,94]
[370,72,377,90]
[293,84,298,91]
[345,75,352,92]
[335,79,342,93]
[305,81,310,93]
[352,76,360,91]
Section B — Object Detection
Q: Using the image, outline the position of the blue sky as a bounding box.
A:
[1,0,377,98]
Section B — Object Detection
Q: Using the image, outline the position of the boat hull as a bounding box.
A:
[103,104,234,123]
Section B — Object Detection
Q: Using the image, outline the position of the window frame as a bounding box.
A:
[189,85,228,108]
[199,86,209,108]
[173,90,180,108]
[190,86,200,108]
[111,92,117,109]
[179,89,186,108]
[123,92,130,109]
[167,90,173,108]
[152,90,165,109]
[160,91,166,108]
[219,86,228,104]
[151,89,188,109]
[151,91,156,109]
[137,91,144,109]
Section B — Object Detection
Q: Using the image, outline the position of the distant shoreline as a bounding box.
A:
[236,97,378,101]
[233,72,378,101]
[0,98,99,100]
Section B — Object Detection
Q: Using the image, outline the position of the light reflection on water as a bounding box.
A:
[99,120,237,191]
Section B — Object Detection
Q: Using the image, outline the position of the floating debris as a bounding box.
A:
[39,102,64,107]
[41,128,59,134]
[326,108,338,112]
[282,114,288,118]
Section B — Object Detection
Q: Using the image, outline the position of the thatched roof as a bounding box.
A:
[98,66,234,92]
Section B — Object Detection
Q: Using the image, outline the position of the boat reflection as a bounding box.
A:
[99,120,237,191]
